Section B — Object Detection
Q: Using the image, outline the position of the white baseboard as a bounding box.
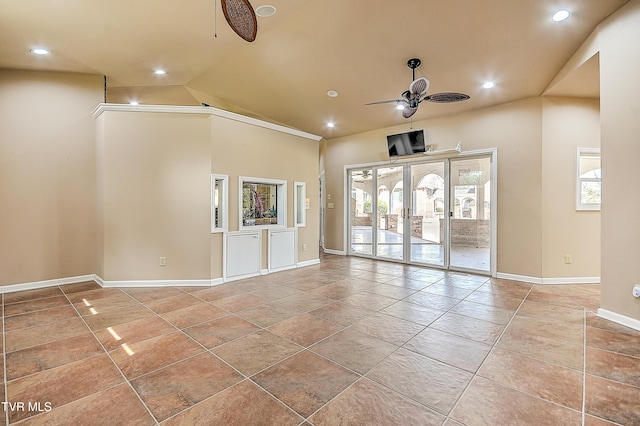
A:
[101,279,213,288]
[541,276,600,285]
[597,308,640,332]
[297,259,321,268]
[323,248,346,256]
[496,273,542,284]
[496,272,601,285]
[0,275,96,294]
[268,265,297,274]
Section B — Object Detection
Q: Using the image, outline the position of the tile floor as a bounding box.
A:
[2,253,640,425]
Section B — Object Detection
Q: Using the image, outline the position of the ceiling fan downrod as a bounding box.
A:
[407,58,421,81]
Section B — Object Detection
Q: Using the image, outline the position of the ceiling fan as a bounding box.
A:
[366,58,470,118]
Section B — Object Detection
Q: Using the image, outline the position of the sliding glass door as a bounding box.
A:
[449,157,492,272]
[408,162,447,267]
[348,153,494,275]
[350,168,374,256]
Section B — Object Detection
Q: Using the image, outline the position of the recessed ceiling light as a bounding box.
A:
[255,5,276,17]
[482,81,495,89]
[552,9,571,22]
[30,48,50,55]
[327,90,339,98]
[154,69,166,75]
[326,122,335,128]
[129,101,139,105]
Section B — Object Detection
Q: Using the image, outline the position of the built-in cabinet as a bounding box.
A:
[268,228,297,272]
[224,230,261,281]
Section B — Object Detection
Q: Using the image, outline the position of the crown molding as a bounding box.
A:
[91,103,322,141]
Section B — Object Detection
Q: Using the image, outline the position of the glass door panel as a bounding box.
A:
[350,168,374,255]
[376,167,404,261]
[409,162,446,267]
[449,157,491,272]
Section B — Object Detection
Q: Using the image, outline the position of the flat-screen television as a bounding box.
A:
[387,130,426,157]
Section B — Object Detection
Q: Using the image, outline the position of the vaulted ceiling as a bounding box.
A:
[0,0,628,138]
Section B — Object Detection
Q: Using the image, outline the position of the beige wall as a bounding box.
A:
[210,115,320,274]
[97,111,212,281]
[541,97,601,278]
[1,69,319,287]
[0,70,103,286]
[598,0,640,321]
[324,97,545,278]
[95,108,320,282]
[323,96,604,280]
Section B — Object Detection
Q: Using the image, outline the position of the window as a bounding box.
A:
[211,174,228,232]
[294,181,306,227]
[576,148,601,211]
[240,177,287,228]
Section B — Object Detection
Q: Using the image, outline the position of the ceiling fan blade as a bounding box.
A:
[409,77,430,96]
[402,106,418,118]
[364,99,402,106]
[423,92,470,103]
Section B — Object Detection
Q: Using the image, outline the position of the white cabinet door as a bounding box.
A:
[269,228,296,272]
[225,231,261,280]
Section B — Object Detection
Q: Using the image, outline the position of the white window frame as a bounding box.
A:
[294,181,307,227]
[211,174,229,233]
[239,176,287,230]
[576,148,601,211]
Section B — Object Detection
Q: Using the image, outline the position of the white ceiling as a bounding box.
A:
[0,0,628,138]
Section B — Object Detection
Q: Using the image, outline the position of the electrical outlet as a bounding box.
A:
[303,244,307,251]
[160,257,166,266]
[633,285,640,298]
[564,255,572,264]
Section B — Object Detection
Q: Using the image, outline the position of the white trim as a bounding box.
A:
[597,308,640,332]
[92,103,211,118]
[239,177,287,230]
[208,106,322,141]
[541,277,600,285]
[294,181,307,228]
[488,148,498,277]
[344,147,498,276]
[94,275,105,287]
[91,103,322,141]
[496,273,542,284]
[101,279,213,288]
[297,259,321,268]
[323,248,346,256]
[496,272,601,285]
[0,275,96,294]
[0,260,329,293]
[211,174,229,233]
[576,147,601,211]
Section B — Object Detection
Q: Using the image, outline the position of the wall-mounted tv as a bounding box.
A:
[387,130,425,158]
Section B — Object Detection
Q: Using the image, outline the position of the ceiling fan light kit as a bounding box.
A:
[366,58,470,118]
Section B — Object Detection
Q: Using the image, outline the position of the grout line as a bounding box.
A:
[582,307,587,426]
[58,284,161,426]
[3,294,9,426]
[443,280,534,424]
